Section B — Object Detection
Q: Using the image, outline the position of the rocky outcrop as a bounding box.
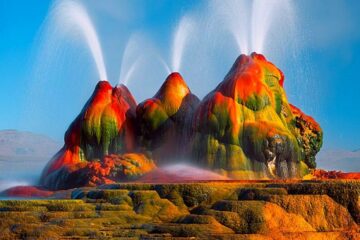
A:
[267,195,356,231]
[208,200,315,233]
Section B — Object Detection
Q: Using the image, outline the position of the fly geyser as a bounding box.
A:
[136,72,200,163]
[40,81,156,190]
[192,53,322,179]
[40,53,323,190]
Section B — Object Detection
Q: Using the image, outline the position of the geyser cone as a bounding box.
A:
[40,80,138,189]
[153,72,193,114]
[192,52,322,179]
[136,72,200,164]
[78,80,137,157]
[39,53,322,191]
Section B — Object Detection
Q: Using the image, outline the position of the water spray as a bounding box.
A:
[171,16,194,72]
[53,0,108,81]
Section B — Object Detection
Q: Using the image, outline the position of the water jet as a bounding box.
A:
[171,16,194,72]
[118,34,171,86]
[211,0,294,55]
[52,0,108,80]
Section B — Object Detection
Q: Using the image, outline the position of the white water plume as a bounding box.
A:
[211,0,295,55]
[120,58,142,86]
[52,0,108,80]
[211,0,252,54]
[251,0,294,53]
[157,54,171,76]
[172,16,194,72]
[118,34,170,85]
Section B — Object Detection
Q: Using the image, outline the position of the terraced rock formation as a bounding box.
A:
[0,181,358,239]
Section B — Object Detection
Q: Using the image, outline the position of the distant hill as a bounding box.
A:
[0,130,61,184]
[0,130,60,159]
[316,148,360,172]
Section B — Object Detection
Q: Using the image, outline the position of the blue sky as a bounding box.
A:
[0,0,360,152]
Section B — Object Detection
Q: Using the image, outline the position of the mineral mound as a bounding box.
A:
[39,53,323,190]
[192,53,322,179]
[136,72,200,163]
[40,82,150,190]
